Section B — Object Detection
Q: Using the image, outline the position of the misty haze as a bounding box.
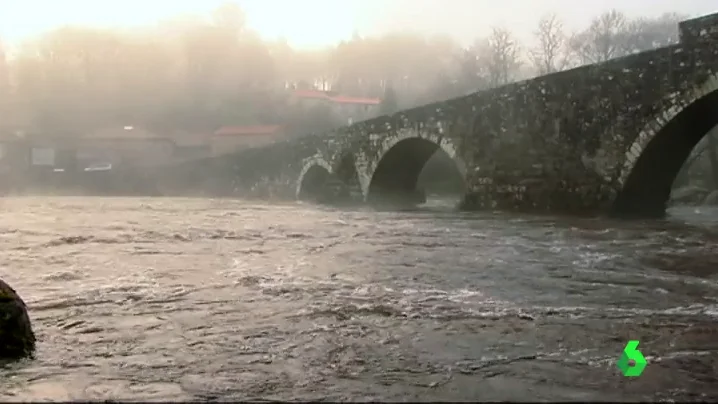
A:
[1,1,718,402]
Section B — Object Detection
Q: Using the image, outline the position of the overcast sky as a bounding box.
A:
[1,0,716,49]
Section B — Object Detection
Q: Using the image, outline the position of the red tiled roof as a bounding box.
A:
[213,125,282,136]
[293,90,381,105]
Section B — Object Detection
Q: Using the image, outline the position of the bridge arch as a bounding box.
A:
[295,156,333,201]
[365,128,467,205]
[613,73,718,218]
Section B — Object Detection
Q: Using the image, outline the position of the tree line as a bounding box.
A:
[0,3,688,139]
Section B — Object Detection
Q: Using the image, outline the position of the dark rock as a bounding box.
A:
[0,278,36,361]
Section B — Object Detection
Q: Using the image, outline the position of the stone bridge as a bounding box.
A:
[156,12,718,218]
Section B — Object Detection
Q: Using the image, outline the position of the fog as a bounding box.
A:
[1,0,717,48]
[0,1,715,196]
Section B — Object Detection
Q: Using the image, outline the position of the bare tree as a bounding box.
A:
[570,9,629,65]
[5,4,692,141]
[483,27,523,87]
[529,14,574,75]
[456,44,490,92]
[621,12,686,54]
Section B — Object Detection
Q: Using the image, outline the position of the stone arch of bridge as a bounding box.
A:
[612,73,718,218]
[295,156,333,201]
[365,128,467,204]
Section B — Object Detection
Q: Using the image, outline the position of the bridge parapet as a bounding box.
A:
[679,13,718,43]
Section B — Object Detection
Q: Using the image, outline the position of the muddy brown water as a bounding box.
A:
[0,196,716,402]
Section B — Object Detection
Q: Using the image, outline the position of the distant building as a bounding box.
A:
[209,125,284,156]
[76,126,176,168]
[290,90,381,124]
[1,124,287,172]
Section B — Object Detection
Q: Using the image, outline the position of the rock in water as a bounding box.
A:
[0,278,36,360]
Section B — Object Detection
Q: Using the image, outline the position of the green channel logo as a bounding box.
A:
[617,340,647,377]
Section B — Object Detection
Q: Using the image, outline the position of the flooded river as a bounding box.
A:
[0,196,716,402]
